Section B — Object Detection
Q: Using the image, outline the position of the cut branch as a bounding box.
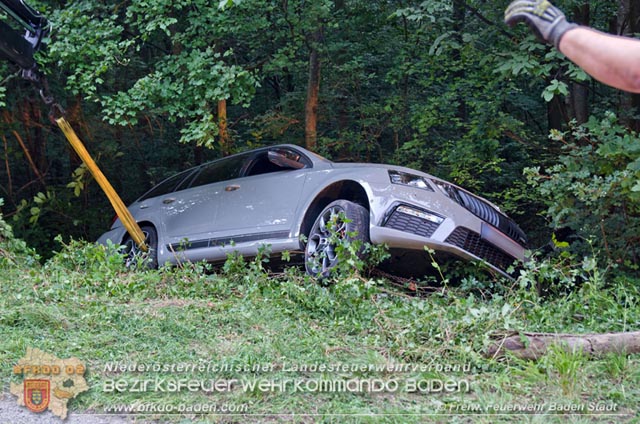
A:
[486,330,640,360]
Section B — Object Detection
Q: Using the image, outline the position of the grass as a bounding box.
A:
[0,238,639,423]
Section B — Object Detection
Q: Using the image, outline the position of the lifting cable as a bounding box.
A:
[45,93,148,251]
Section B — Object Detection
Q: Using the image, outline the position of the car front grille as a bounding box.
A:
[384,208,441,238]
[435,181,527,246]
[445,227,516,272]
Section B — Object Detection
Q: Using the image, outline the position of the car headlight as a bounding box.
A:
[388,170,434,191]
[431,179,463,203]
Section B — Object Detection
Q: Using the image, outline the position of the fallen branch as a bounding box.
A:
[486,330,640,360]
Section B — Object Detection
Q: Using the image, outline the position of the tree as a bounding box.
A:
[43,0,258,150]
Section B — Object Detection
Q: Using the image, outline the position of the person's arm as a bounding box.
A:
[505,0,640,93]
[559,28,640,93]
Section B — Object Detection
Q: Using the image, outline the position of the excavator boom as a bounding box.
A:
[0,0,48,70]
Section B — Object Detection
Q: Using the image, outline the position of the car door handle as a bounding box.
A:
[162,198,176,204]
[225,185,240,192]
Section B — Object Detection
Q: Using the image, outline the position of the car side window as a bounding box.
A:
[138,169,195,201]
[245,148,311,176]
[245,153,286,176]
[189,154,249,188]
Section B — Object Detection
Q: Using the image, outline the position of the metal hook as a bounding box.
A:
[39,88,54,105]
[48,103,65,124]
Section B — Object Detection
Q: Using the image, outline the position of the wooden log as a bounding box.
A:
[486,330,640,360]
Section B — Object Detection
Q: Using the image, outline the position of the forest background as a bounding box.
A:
[1,0,639,280]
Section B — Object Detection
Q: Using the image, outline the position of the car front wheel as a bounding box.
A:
[304,199,370,277]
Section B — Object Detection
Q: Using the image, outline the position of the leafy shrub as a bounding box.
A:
[47,235,125,273]
[0,198,40,268]
[525,113,640,274]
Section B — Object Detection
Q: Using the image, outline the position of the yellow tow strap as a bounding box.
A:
[55,117,148,251]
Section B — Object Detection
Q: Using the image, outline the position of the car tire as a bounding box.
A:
[123,225,158,269]
[304,199,370,277]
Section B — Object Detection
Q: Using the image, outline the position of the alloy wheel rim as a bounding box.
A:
[306,206,347,274]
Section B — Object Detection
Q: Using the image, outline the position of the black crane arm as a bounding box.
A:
[0,0,49,71]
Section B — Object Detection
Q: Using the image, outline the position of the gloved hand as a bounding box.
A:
[505,0,578,48]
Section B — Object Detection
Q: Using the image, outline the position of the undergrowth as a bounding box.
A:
[0,207,638,423]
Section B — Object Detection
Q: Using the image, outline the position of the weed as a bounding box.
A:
[601,352,630,383]
[542,344,587,396]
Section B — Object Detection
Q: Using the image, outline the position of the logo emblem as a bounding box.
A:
[12,348,89,419]
[24,379,50,413]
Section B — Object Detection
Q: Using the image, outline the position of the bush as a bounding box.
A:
[525,113,640,274]
[0,198,40,268]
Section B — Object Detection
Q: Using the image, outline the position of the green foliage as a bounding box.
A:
[1,1,640,417]
[42,0,136,98]
[100,48,257,146]
[40,0,260,148]
[38,236,128,298]
[542,79,569,102]
[66,164,90,197]
[540,343,587,396]
[10,187,109,259]
[525,113,640,271]
[0,0,636,287]
[495,38,587,103]
[0,198,40,268]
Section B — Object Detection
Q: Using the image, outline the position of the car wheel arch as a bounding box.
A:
[299,180,370,241]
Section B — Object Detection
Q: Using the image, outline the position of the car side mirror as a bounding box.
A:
[268,149,305,169]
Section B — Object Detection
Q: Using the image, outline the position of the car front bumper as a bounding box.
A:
[369,202,526,278]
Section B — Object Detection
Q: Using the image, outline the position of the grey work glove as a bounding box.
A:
[505,0,578,48]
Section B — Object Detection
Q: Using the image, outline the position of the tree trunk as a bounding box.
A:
[4,108,46,188]
[547,96,566,130]
[567,4,590,124]
[486,330,640,360]
[218,99,231,157]
[569,81,589,124]
[304,28,322,151]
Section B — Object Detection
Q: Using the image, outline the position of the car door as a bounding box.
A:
[210,148,309,244]
[160,153,251,250]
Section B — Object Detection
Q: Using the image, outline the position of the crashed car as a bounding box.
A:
[97,144,527,278]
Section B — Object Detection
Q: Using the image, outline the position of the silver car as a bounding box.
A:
[97,144,527,278]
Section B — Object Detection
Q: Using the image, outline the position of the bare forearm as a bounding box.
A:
[559,27,640,93]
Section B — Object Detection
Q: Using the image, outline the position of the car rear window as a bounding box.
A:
[138,169,195,201]
[189,154,249,188]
